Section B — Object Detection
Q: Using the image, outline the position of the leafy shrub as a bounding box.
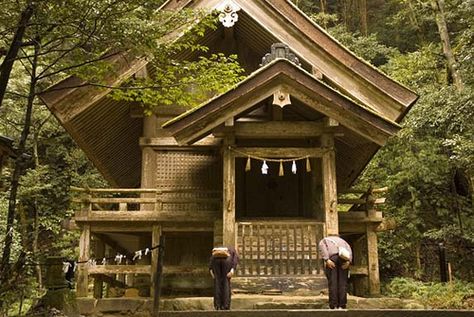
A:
[386,277,474,309]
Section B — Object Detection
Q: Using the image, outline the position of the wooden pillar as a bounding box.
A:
[367,225,381,295]
[141,115,157,211]
[93,238,105,298]
[77,224,90,297]
[321,134,338,235]
[150,224,162,298]
[222,140,236,247]
[352,235,368,296]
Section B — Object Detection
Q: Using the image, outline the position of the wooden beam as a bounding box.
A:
[88,265,151,275]
[222,139,236,247]
[321,134,338,235]
[90,274,127,289]
[74,210,219,222]
[77,224,90,297]
[338,211,383,223]
[213,122,343,139]
[233,147,325,158]
[139,136,221,147]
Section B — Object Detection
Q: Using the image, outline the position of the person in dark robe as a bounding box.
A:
[209,246,239,310]
[318,235,353,309]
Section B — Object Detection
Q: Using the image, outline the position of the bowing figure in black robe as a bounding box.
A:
[209,246,239,310]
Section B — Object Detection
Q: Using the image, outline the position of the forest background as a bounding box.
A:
[0,0,473,313]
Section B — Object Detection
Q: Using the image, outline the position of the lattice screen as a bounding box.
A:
[155,150,222,212]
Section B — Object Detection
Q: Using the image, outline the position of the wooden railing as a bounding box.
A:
[70,186,222,214]
[338,186,388,215]
[236,220,325,276]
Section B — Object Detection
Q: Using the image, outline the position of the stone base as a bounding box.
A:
[233,276,327,296]
[77,294,431,316]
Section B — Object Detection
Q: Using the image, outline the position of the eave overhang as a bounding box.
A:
[163,58,401,146]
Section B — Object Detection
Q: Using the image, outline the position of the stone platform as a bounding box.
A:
[76,295,474,316]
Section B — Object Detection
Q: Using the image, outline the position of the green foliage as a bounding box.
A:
[111,53,246,112]
[327,25,399,66]
[386,277,474,309]
[381,44,445,92]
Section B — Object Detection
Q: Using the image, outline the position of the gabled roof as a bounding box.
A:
[163,58,400,146]
[161,0,418,122]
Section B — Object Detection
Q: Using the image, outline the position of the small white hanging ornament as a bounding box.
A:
[115,254,124,264]
[261,160,269,175]
[63,262,72,273]
[291,161,297,174]
[133,250,143,261]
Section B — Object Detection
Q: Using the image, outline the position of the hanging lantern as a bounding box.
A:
[245,156,251,172]
[279,160,284,176]
[306,157,311,172]
[261,160,269,175]
[291,160,297,174]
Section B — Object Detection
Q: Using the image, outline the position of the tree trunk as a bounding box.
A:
[32,129,43,288]
[407,1,425,44]
[431,0,463,90]
[0,41,39,294]
[320,0,327,13]
[0,1,36,110]
[359,0,368,36]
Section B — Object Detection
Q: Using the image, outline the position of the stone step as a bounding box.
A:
[157,310,473,317]
[77,296,474,316]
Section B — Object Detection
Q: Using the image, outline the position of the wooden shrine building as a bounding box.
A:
[40,0,417,299]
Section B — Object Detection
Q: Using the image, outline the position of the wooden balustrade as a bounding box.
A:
[236,220,325,276]
[70,187,222,216]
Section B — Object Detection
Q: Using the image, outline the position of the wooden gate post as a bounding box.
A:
[223,141,236,247]
[77,224,90,297]
[321,134,338,235]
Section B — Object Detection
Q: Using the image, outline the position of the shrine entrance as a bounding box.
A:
[233,156,325,276]
[235,158,314,218]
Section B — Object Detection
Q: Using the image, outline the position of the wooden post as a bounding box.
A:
[366,225,380,295]
[153,234,165,317]
[223,142,236,247]
[352,235,368,296]
[321,134,338,235]
[141,147,157,212]
[93,238,105,298]
[77,224,90,297]
[151,224,161,298]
